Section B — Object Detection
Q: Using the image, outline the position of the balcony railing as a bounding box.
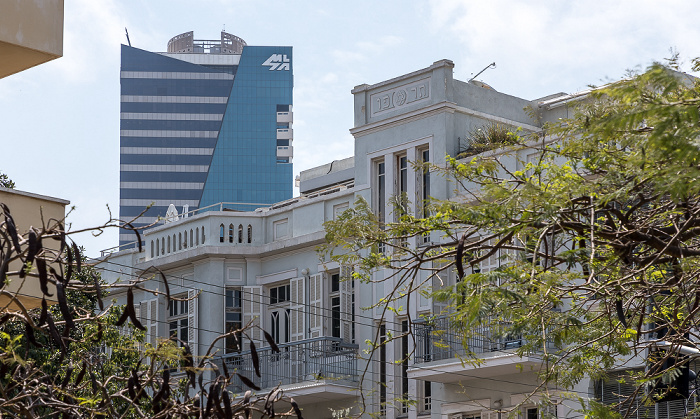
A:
[216,337,359,392]
[413,316,556,364]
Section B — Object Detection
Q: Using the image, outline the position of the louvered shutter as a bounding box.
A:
[243,286,263,345]
[187,290,198,358]
[138,299,158,347]
[290,277,305,342]
[148,299,158,346]
[308,274,324,338]
[340,266,354,343]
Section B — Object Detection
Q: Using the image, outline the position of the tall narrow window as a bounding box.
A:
[150,241,154,258]
[183,230,187,248]
[238,225,243,243]
[201,226,205,244]
[247,225,252,243]
[421,149,430,217]
[173,234,176,251]
[376,161,386,223]
[379,324,387,416]
[220,224,225,243]
[401,320,409,414]
[225,288,242,353]
[397,154,408,214]
[167,236,171,253]
[168,298,188,342]
[330,273,341,338]
[196,227,199,245]
[179,232,182,250]
[156,239,160,257]
[376,160,386,254]
[190,229,193,246]
[229,224,234,243]
[161,238,164,255]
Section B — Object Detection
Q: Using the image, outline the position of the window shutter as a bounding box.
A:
[308,274,324,338]
[242,286,263,345]
[187,290,198,359]
[138,299,158,347]
[148,299,158,346]
[290,277,305,342]
[340,266,354,343]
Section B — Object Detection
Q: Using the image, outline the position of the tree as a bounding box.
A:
[323,57,700,417]
[0,204,303,417]
[0,172,15,189]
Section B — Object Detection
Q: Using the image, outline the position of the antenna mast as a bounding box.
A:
[125,28,132,47]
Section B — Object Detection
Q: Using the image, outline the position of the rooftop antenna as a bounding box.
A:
[125,27,131,47]
[468,62,496,82]
[223,24,226,32]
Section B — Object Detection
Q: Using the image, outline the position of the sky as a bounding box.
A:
[2,0,700,257]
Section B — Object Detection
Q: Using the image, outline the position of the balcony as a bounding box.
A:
[276,145,294,158]
[408,316,555,383]
[277,111,293,123]
[276,128,293,140]
[216,337,359,402]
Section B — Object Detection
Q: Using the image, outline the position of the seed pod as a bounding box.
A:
[250,341,260,377]
[263,330,280,353]
[237,373,260,391]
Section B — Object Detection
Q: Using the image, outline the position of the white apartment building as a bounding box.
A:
[97,60,683,418]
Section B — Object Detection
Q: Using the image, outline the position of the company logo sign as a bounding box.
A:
[262,54,290,71]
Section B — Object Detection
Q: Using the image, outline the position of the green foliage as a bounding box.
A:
[323,57,700,416]
[0,172,15,189]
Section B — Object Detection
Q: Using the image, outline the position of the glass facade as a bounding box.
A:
[119,43,293,246]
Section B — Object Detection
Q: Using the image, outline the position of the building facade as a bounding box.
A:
[99,60,670,418]
[119,31,294,247]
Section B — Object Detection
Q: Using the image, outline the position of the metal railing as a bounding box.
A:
[413,316,556,364]
[215,337,359,392]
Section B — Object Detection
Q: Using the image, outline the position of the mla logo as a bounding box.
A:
[262,54,290,71]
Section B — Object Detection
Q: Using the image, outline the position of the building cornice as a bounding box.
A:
[350,101,541,138]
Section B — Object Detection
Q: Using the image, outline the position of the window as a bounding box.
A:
[269,283,290,345]
[330,273,341,338]
[269,284,290,305]
[397,154,408,215]
[229,224,234,243]
[376,160,386,223]
[401,320,409,414]
[379,324,387,416]
[201,226,205,243]
[190,229,193,246]
[195,227,199,245]
[156,239,160,256]
[168,298,188,343]
[150,241,154,258]
[220,224,225,243]
[161,237,164,255]
[526,408,538,419]
[179,232,182,250]
[421,381,432,413]
[238,224,243,243]
[167,236,171,253]
[247,225,252,243]
[420,148,431,245]
[225,288,242,353]
[375,160,386,254]
[183,230,187,248]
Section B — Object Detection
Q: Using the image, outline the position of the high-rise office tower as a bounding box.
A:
[119,31,293,247]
